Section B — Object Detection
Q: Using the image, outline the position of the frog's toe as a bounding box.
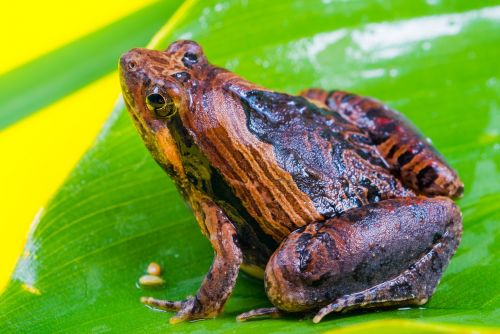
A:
[236,307,283,322]
[312,301,344,323]
[140,296,184,312]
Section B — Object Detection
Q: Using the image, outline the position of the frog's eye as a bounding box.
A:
[146,93,177,118]
[182,52,198,68]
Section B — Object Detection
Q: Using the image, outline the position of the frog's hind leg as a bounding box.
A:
[312,232,452,323]
[263,197,462,323]
[300,88,464,198]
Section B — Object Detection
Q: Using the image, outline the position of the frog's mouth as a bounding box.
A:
[122,96,150,141]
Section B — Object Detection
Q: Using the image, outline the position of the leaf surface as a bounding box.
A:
[1,0,499,332]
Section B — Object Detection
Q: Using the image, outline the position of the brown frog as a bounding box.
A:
[119,40,464,324]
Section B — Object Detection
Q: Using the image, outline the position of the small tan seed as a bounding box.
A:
[139,275,165,287]
[147,262,162,276]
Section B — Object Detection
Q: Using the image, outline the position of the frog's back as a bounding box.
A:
[183,70,411,253]
[237,89,413,217]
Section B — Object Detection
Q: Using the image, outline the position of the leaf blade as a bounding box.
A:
[1,0,499,333]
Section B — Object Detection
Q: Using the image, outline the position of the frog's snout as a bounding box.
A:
[119,52,129,69]
[119,49,150,99]
[119,49,142,77]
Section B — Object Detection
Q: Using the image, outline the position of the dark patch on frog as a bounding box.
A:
[358,177,382,203]
[417,166,439,189]
[397,142,424,167]
[295,232,313,272]
[386,144,399,159]
[171,71,191,83]
[165,113,277,267]
[239,90,409,218]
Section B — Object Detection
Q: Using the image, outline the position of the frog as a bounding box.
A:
[119,40,464,324]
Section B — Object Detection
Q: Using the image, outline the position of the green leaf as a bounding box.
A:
[1,0,499,332]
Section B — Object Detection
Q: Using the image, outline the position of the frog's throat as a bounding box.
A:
[155,127,185,181]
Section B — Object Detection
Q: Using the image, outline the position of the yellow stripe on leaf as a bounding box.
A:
[0,72,121,292]
[323,319,499,334]
[0,0,157,74]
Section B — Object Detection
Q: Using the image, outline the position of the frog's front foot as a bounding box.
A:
[141,296,214,324]
[141,200,243,324]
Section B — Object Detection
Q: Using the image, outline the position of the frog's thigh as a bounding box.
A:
[265,197,462,322]
[300,88,464,198]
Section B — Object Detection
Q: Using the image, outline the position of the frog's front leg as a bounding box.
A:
[300,88,464,198]
[239,197,461,323]
[142,199,242,324]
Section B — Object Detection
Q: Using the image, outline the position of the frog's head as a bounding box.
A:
[119,40,208,178]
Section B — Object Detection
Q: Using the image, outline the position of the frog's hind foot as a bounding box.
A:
[312,269,428,323]
[236,307,283,322]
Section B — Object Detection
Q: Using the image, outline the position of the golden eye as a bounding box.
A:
[146,93,177,117]
[146,93,165,109]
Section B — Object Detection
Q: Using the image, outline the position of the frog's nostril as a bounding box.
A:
[120,52,139,72]
[128,61,137,70]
